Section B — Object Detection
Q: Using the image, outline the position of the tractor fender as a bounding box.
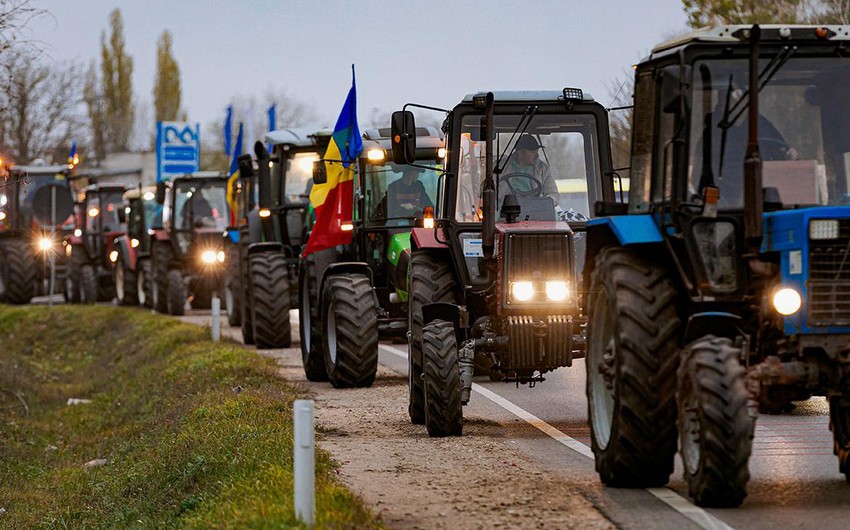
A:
[246,209,263,246]
[411,227,449,250]
[247,241,284,256]
[684,312,742,344]
[318,261,374,310]
[422,302,466,345]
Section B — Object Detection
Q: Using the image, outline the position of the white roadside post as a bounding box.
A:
[211,293,221,341]
[294,399,315,525]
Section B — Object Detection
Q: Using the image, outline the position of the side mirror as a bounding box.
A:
[313,161,328,185]
[118,207,127,224]
[391,110,416,164]
[254,141,268,160]
[155,182,166,204]
[237,154,254,178]
[660,65,692,114]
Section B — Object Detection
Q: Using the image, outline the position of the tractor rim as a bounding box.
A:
[327,303,337,364]
[589,290,616,450]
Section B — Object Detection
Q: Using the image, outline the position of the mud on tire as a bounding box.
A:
[422,319,463,437]
[408,251,457,424]
[249,252,291,349]
[321,273,378,388]
[678,335,755,507]
[586,246,680,487]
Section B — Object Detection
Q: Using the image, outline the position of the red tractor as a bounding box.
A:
[111,186,161,306]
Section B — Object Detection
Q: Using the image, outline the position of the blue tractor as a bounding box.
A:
[584,24,850,507]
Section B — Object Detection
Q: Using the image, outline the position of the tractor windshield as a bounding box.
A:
[364,161,440,225]
[282,151,320,203]
[86,191,124,233]
[455,113,599,222]
[174,180,228,232]
[689,56,850,209]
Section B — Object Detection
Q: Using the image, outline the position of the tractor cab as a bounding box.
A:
[391,89,616,436]
[161,172,229,260]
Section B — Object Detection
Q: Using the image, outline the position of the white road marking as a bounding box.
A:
[379,343,735,530]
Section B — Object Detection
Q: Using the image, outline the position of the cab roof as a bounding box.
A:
[9,164,69,175]
[650,25,850,56]
[461,90,594,103]
[171,171,228,180]
[362,126,444,151]
[122,185,157,200]
[265,127,333,148]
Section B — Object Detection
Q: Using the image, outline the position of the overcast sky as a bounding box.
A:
[29,0,687,142]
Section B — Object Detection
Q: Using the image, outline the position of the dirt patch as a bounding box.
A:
[267,347,614,530]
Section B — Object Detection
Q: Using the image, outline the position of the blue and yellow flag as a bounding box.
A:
[226,122,243,225]
[303,66,362,256]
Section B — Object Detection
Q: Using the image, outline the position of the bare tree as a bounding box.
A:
[0,50,84,164]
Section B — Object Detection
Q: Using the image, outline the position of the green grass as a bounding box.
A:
[0,306,381,529]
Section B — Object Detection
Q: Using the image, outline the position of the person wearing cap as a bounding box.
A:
[387,165,433,219]
[501,134,559,205]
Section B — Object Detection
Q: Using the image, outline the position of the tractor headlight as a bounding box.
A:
[217,250,225,263]
[74,228,82,237]
[545,281,569,302]
[511,281,534,302]
[130,238,140,248]
[201,250,217,264]
[109,250,119,263]
[0,211,6,221]
[38,237,53,251]
[0,194,6,206]
[809,219,840,240]
[773,287,802,316]
[65,243,72,257]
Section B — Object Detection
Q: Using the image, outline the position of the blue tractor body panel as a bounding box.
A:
[587,215,663,245]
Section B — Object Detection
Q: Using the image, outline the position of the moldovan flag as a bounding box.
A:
[303,66,362,256]
[226,122,244,226]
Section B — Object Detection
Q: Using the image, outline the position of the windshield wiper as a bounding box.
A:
[493,105,538,176]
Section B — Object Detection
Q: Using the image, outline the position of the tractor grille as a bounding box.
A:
[506,233,571,279]
[506,315,573,371]
[808,219,850,327]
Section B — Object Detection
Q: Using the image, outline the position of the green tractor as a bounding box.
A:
[298,127,445,388]
[230,127,330,348]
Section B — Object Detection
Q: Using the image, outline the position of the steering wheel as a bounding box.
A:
[499,172,543,198]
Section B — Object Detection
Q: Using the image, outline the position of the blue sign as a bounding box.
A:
[156,121,201,182]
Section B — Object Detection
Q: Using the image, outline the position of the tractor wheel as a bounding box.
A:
[64,251,82,304]
[678,335,755,507]
[138,258,152,308]
[79,264,97,304]
[249,252,291,348]
[115,259,138,306]
[829,397,850,483]
[97,279,115,303]
[422,319,463,437]
[152,242,172,313]
[1,240,36,304]
[321,274,379,388]
[298,250,332,381]
[408,250,457,424]
[586,246,680,487]
[225,245,241,326]
[166,269,186,316]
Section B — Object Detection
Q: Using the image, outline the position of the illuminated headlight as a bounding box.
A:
[259,208,271,218]
[810,219,840,240]
[297,156,319,172]
[340,222,354,231]
[511,281,534,302]
[0,194,6,206]
[65,244,72,257]
[88,207,100,218]
[545,281,569,302]
[130,238,140,248]
[217,250,225,263]
[367,149,385,161]
[38,237,53,251]
[109,250,119,263]
[0,211,6,221]
[773,287,802,316]
[437,147,447,159]
[143,191,155,201]
[74,228,82,237]
[201,250,217,264]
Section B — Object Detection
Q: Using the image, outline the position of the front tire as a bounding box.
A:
[225,245,241,326]
[0,240,36,304]
[408,251,457,424]
[80,264,97,304]
[678,336,755,507]
[321,274,378,388]
[422,320,463,437]
[115,258,139,306]
[152,242,172,313]
[166,269,185,316]
[138,258,152,308]
[830,396,850,483]
[586,246,680,487]
[249,252,292,348]
[299,250,331,381]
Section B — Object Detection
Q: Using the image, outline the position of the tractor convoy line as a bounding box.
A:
[379,343,736,530]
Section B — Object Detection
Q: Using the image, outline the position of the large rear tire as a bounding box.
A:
[0,240,36,304]
[239,242,254,345]
[586,246,680,487]
[830,396,850,483]
[250,252,292,348]
[298,250,331,381]
[321,274,378,388]
[79,264,97,304]
[166,269,185,316]
[225,245,241,326]
[152,242,172,313]
[422,320,463,437]
[678,336,755,507]
[408,251,457,424]
[64,249,82,304]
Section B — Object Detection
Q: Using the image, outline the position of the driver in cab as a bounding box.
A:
[501,134,559,205]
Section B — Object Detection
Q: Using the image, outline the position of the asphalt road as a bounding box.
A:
[169,306,850,530]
